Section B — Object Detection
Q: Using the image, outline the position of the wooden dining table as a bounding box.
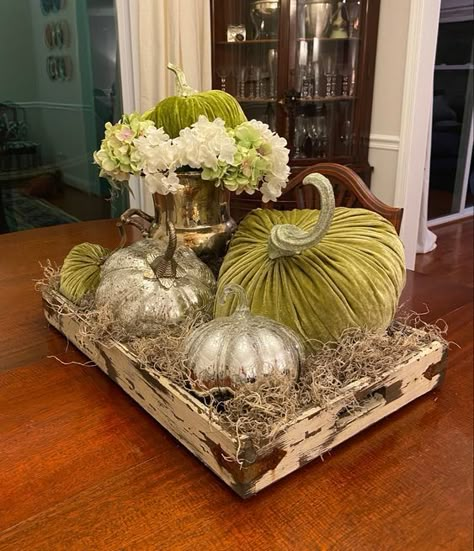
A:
[0,219,472,551]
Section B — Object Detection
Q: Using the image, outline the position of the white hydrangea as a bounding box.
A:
[174,116,237,170]
[94,114,290,199]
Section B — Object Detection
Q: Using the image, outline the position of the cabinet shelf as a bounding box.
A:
[288,96,357,103]
[236,98,277,104]
[296,37,360,42]
[216,39,279,45]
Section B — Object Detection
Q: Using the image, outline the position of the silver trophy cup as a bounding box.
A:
[304,1,332,39]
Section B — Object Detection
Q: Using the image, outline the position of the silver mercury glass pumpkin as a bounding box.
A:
[95,222,216,337]
[183,284,305,392]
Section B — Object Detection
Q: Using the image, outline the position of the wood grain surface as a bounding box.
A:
[0,218,472,551]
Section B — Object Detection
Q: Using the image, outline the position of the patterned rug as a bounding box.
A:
[1,188,79,232]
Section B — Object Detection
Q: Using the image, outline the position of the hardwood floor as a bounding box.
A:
[416,216,474,288]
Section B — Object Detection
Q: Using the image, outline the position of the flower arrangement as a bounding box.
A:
[94,114,290,203]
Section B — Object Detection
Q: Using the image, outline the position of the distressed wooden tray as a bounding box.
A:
[43,289,448,498]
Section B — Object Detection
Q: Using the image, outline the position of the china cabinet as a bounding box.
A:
[210,0,380,209]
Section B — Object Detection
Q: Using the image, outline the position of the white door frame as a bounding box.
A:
[394,0,441,270]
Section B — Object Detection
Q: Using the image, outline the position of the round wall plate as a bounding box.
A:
[62,55,73,80]
[46,56,58,80]
[53,22,64,48]
[59,20,71,48]
[41,0,52,15]
[44,23,54,49]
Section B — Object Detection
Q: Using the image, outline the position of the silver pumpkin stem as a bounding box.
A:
[267,173,336,259]
[220,283,250,316]
[167,63,197,98]
[149,222,178,278]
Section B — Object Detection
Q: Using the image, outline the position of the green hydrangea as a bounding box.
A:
[93,113,154,185]
[201,121,282,198]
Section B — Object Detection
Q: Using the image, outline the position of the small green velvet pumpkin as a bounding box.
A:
[216,173,406,351]
[143,64,247,138]
[59,242,110,304]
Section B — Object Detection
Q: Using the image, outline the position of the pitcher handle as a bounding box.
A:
[116,208,155,248]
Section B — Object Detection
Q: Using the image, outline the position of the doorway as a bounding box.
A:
[0,0,127,234]
[428,0,473,225]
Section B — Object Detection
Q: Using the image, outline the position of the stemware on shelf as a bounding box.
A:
[247,65,257,99]
[237,66,247,99]
[343,0,361,38]
[340,118,353,155]
[322,52,337,97]
[216,66,231,92]
[294,114,308,158]
[340,64,350,96]
[255,66,266,99]
[306,116,319,157]
[315,109,328,157]
[311,37,321,97]
[300,66,314,98]
[348,40,359,96]
[268,48,278,99]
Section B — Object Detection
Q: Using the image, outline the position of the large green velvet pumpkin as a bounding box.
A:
[59,243,109,304]
[215,173,406,351]
[143,64,247,138]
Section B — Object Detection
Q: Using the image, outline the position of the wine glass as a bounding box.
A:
[237,66,247,99]
[322,53,337,97]
[348,41,359,96]
[268,49,278,99]
[340,64,351,96]
[294,115,308,158]
[247,65,258,99]
[340,119,352,154]
[254,66,265,99]
[306,116,319,157]
[216,66,230,92]
[343,0,361,38]
[315,112,328,157]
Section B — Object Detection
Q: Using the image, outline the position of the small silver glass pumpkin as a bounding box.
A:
[183,284,305,392]
[95,222,216,337]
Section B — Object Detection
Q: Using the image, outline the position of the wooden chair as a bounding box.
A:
[266,163,403,234]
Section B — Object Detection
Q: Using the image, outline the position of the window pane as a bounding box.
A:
[0,0,127,234]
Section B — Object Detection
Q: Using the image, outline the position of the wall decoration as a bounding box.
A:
[46,56,73,81]
[44,23,54,49]
[41,0,65,15]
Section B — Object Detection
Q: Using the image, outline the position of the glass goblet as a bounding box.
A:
[216,66,230,92]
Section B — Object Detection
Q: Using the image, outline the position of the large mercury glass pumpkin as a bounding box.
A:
[184,284,304,392]
[215,173,406,351]
[143,64,247,138]
[95,223,216,337]
[59,242,110,304]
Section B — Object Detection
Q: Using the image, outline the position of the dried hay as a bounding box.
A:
[38,263,449,461]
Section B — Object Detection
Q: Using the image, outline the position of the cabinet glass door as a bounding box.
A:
[211,0,282,131]
[287,0,361,162]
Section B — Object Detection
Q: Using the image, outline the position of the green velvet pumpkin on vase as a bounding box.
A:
[143,64,247,138]
[215,173,406,351]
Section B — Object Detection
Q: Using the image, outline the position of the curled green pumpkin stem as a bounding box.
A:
[167,63,197,98]
[267,173,336,259]
[220,283,250,317]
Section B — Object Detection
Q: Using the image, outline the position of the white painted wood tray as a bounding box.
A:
[42,289,448,498]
